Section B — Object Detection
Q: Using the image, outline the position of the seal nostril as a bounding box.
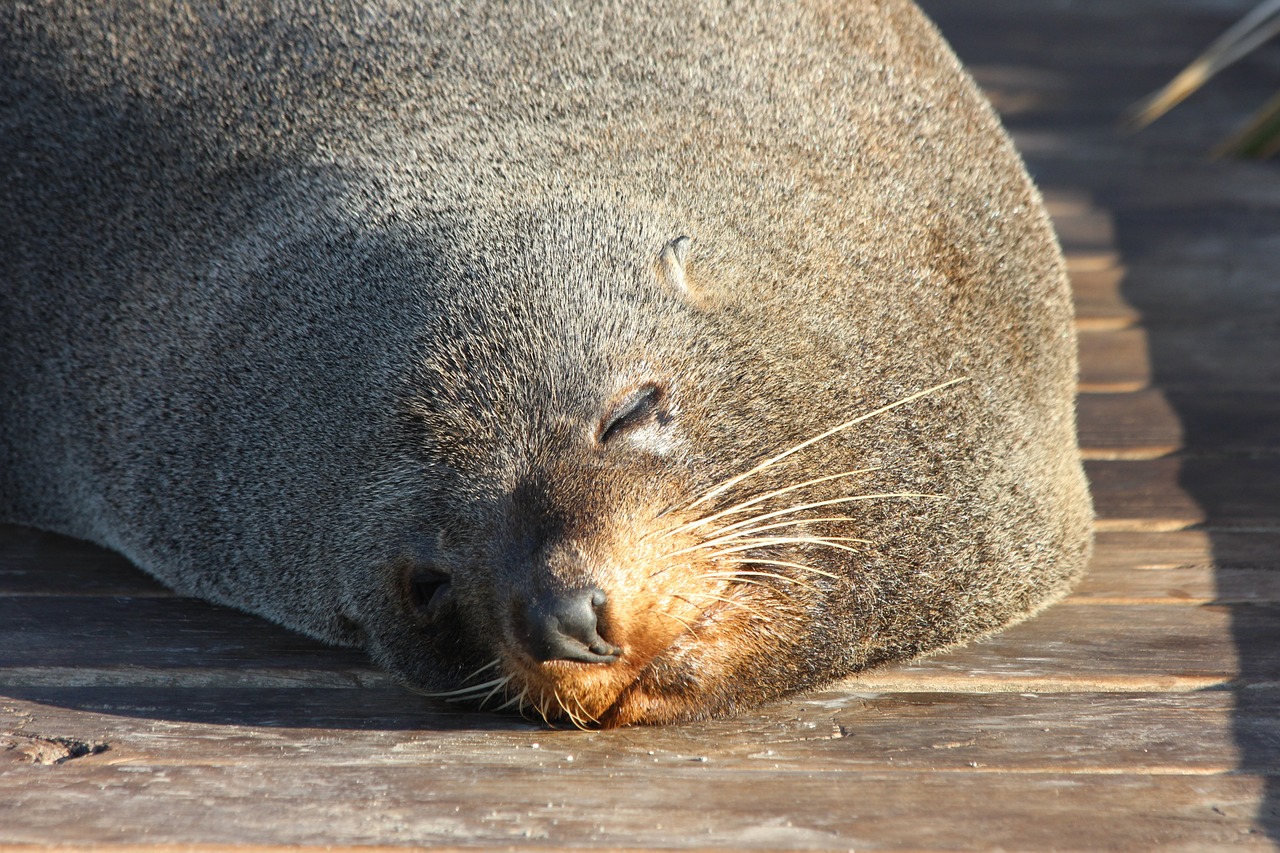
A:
[525,587,621,664]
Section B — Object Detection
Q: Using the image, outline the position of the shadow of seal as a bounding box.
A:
[1,0,1092,726]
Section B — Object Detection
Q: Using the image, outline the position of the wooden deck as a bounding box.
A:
[4,1,1280,849]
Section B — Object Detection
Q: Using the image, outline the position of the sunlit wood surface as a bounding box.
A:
[4,1,1280,848]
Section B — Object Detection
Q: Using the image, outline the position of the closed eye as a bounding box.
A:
[598,383,667,445]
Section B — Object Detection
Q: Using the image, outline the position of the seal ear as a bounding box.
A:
[656,236,693,296]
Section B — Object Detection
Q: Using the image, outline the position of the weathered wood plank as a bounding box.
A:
[1085,458,1205,531]
[1071,266,1141,331]
[1088,530,1280,573]
[1065,250,1123,275]
[0,689,1266,775]
[0,596,378,676]
[1050,207,1115,253]
[0,526,171,598]
[1078,328,1150,393]
[1158,390,1280,457]
[1077,390,1182,459]
[1077,531,1280,605]
[0,762,1268,850]
[843,603,1279,693]
[1080,390,1280,459]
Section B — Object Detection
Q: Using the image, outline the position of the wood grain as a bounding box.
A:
[0,688,1266,774]
[1078,328,1151,393]
[0,763,1271,850]
[1085,458,1206,530]
[1071,266,1141,331]
[1078,390,1182,459]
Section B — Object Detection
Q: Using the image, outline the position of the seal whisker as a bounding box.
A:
[422,674,511,699]
[704,535,870,558]
[684,378,967,511]
[700,493,944,541]
[495,688,528,713]
[476,675,513,709]
[661,468,880,541]
[552,688,590,730]
[656,517,866,568]
[679,590,770,621]
[527,689,553,726]
[457,658,502,686]
[570,693,602,728]
[702,570,820,592]
[720,557,840,580]
[706,515,862,540]
[653,604,699,635]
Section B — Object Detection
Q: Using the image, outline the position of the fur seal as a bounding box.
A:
[1,0,1092,726]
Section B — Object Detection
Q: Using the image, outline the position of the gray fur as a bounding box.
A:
[1,1,1092,724]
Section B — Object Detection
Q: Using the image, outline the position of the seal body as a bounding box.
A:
[1,1,1092,725]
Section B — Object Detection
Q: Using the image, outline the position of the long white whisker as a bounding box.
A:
[685,378,966,510]
[667,516,864,560]
[663,468,879,540]
[457,658,501,685]
[705,493,942,540]
[654,606,698,634]
[476,676,512,709]
[423,674,510,699]
[720,557,841,580]
[703,570,820,592]
[705,536,869,558]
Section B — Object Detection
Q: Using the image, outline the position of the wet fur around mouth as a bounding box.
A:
[0,1,1093,726]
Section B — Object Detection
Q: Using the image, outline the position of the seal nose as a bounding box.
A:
[525,587,621,664]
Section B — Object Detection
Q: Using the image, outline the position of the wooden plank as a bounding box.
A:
[1109,260,1280,324]
[0,690,1267,775]
[1076,530,1280,605]
[1077,390,1182,459]
[1085,458,1205,531]
[0,596,380,678]
[1157,390,1280,457]
[0,526,171,598]
[1080,390,1280,459]
[0,762,1268,850]
[1071,266,1141,331]
[1088,529,1280,572]
[1041,188,1096,219]
[1049,206,1115,254]
[1077,328,1150,393]
[1064,250,1123,274]
[1173,458,1280,530]
[842,602,1280,693]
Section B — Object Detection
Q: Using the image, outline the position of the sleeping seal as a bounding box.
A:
[1,1,1092,726]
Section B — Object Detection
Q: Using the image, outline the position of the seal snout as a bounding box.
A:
[522,587,621,664]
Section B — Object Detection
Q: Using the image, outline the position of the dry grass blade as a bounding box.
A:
[1124,0,1280,131]
[1215,89,1280,157]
